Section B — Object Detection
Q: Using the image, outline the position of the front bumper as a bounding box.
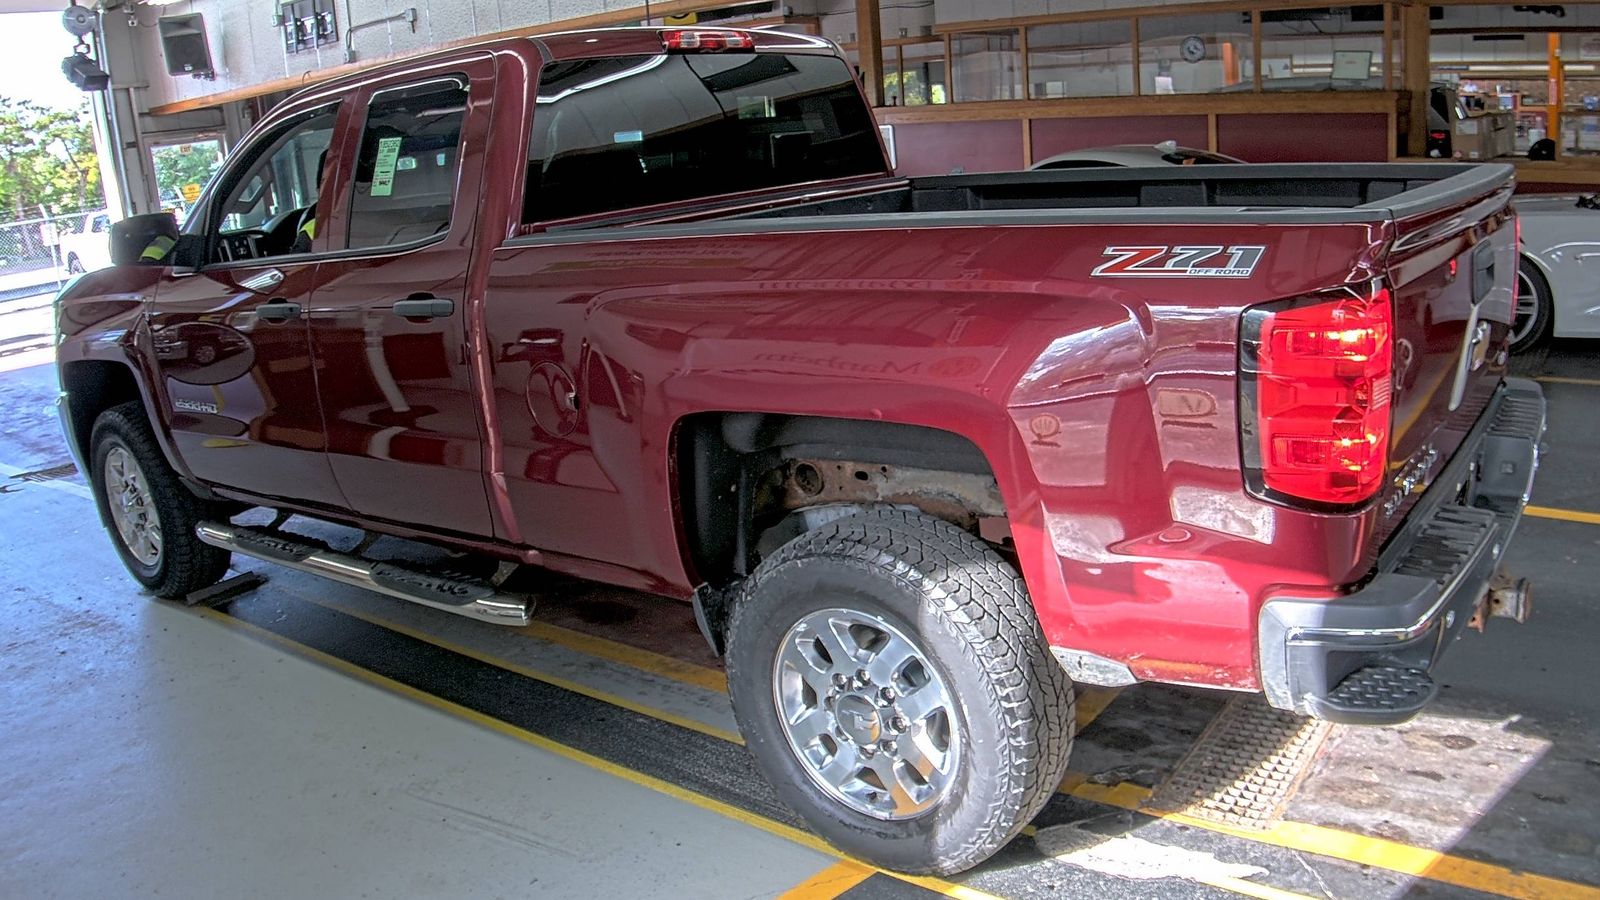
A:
[1259,377,1546,725]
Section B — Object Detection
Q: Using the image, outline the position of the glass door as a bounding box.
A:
[147,135,227,227]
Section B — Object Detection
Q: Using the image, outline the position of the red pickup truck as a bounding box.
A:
[57,27,1543,874]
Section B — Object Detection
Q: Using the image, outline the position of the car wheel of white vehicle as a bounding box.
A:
[1512,257,1553,354]
[725,507,1075,875]
[90,401,231,598]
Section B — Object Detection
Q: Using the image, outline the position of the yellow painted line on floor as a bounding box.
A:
[236,594,1600,900]
[1074,686,1122,731]
[192,607,997,900]
[515,619,728,694]
[1526,505,1600,527]
[1534,375,1600,388]
[1066,782,1600,900]
[290,593,746,745]
[778,861,877,899]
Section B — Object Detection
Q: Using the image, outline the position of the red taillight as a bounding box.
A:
[662,30,754,52]
[1429,130,1449,140]
[1240,284,1393,507]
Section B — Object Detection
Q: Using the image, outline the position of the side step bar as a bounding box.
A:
[195,521,534,626]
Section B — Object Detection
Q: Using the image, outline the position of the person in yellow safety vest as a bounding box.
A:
[139,234,176,263]
[291,216,315,254]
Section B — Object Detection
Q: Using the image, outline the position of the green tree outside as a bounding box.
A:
[0,96,103,221]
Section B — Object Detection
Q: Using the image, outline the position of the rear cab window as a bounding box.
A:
[524,49,886,224]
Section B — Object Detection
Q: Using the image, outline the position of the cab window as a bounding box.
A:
[346,78,469,250]
[209,105,338,263]
[524,52,884,223]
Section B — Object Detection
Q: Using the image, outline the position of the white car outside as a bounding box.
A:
[57,210,114,274]
[1513,194,1600,352]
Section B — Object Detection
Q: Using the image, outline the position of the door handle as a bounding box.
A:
[391,296,455,319]
[255,298,301,323]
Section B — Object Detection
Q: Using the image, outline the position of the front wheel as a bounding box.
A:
[725,508,1075,875]
[1511,257,1553,354]
[90,401,231,598]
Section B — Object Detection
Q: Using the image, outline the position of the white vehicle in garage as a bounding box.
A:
[1512,194,1600,353]
[56,210,113,274]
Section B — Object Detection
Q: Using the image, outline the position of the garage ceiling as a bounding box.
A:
[0,1,67,13]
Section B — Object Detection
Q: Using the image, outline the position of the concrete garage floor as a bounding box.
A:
[2,288,1599,898]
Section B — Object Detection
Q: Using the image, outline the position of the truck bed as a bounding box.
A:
[526,163,1513,236]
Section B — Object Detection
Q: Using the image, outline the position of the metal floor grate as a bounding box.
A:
[1146,695,1334,830]
[10,462,79,483]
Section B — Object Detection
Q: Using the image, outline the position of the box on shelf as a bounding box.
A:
[1455,110,1516,159]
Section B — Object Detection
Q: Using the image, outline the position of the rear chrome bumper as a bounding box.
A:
[1258,377,1546,725]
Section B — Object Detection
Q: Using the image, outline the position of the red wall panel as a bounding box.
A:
[889,121,1024,176]
[1217,113,1390,162]
[1030,116,1210,161]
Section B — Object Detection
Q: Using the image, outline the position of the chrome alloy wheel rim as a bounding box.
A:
[104,446,162,566]
[773,608,960,820]
[1512,269,1539,346]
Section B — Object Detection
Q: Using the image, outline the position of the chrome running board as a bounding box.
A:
[195,521,533,626]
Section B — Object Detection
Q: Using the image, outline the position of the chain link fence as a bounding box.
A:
[0,210,108,302]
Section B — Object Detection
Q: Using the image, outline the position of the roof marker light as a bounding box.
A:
[662,30,755,52]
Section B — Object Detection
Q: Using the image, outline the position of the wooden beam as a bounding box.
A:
[856,0,885,108]
[1251,10,1263,91]
[151,0,767,116]
[1382,3,1393,91]
[1131,17,1141,97]
[1022,119,1034,166]
[1207,112,1219,151]
[873,89,1398,124]
[1549,32,1565,160]
[1400,2,1430,159]
[935,0,1381,36]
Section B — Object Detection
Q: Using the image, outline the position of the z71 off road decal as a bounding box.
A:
[1092,245,1266,278]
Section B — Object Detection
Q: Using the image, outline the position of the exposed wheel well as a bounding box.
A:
[675,413,1009,596]
[61,360,143,476]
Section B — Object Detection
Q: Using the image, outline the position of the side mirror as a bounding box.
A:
[109,213,179,266]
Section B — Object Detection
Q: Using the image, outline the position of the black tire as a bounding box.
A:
[725,507,1075,875]
[90,401,230,598]
[1512,257,1553,355]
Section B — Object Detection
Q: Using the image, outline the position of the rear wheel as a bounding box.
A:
[725,507,1075,875]
[90,401,230,598]
[1512,257,1553,354]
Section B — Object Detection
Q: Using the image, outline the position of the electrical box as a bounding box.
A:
[278,0,339,54]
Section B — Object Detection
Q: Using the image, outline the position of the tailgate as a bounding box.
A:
[1377,175,1517,540]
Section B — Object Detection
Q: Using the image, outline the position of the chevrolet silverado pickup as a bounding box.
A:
[57,27,1544,875]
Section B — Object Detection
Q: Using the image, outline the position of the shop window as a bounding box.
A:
[952,30,1022,102]
[1137,13,1254,95]
[897,40,947,105]
[1027,20,1135,99]
[1260,6,1385,90]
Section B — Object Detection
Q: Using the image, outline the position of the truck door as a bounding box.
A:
[150,101,348,506]
[306,59,495,536]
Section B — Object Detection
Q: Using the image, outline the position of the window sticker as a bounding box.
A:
[371,135,403,197]
[613,129,644,144]
[738,96,775,119]
[396,155,418,171]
